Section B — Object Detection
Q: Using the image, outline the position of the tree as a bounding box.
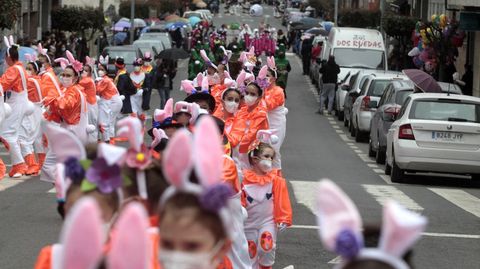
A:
[119,1,150,19]
[0,0,21,30]
[51,6,105,40]
[338,9,380,28]
[383,13,417,71]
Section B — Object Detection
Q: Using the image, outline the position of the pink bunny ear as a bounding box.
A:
[258,65,268,79]
[162,129,193,188]
[379,201,427,258]
[200,49,211,64]
[189,102,200,125]
[43,123,86,163]
[249,46,255,55]
[66,50,75,64]
[151,128,168,148]
[236,70,246,86]
[60,197,103,269]
[55,58,69,70]
[164,98,174,116]
[223,70,232,80]
[153,109,167,122]
[223,78,236,88]
[85,56,95,66]
[195,73,203,87]
[267,56,276,70]
[181,80,195,94]
[239,52,247,63]
[97,143,127,166]
[245,73,255,83]
[116,116,143,152]
[201,75,209,92]
[315,179,363,252]
[107,202,150,269]
[54,163,67,201]
[174,101,192,114]
[193,116,223,187]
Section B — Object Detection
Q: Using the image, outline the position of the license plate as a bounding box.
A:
[431,131,463,142]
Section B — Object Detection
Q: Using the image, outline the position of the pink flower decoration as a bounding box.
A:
[125,144,152,170]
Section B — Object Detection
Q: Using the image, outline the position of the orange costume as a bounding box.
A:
[229,103,269,154]
[213,107,236,144]
[263,84,287,170]
[40,66,62,105]
[241,169,292,268]
[78,76,97,105]
[211,84,227,115]
[79,76,98,143]
[96,75,123,142]
[0,61,30,177]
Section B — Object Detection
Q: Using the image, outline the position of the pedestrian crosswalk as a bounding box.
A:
[290,180,480,221]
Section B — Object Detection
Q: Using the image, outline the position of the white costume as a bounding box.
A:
[129,71,145,116]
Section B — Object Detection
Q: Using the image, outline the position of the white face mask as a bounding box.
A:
[244,95,258,107]
[159,241,223,269]
[61,76,74,87]
[224,101,239,114]
[40,66,46,73]
[258,159,273,173]
[98,70,106,77]
[134,66,141,72]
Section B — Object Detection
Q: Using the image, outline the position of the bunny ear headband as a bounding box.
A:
[248,129,279,156]
[43,122,128,201]
[58,197,150,269]
[24,53,40,72]
[54,50,83,73]
[254,65,270,91]
[315,179,427,269]
[200,49,218,70]
[99,55,109,66]
[219,46,232,65]
[267,56,277,78]
[160,116,236,237]
[36,42,51,63]
[3,35,19,57]
[85,56,96,67]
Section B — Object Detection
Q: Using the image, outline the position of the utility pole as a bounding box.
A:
[130,0,135,44]
[334,0,338,25]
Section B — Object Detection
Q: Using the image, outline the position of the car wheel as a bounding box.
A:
[343,113,348,127]
[391,156,405,183]
[368,139,375,157]
[376,147,386,164]
[349,117,355,137]
[385,162,391,175]
[355,127,364,142]
[337,110,344,121]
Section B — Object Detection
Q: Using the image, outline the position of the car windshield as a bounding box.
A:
[368,80,391,97]
[334,48,385,70]
[395,90,413,105]
[105,50,137,64]
[409,100,480,123]
[184,13,202,18]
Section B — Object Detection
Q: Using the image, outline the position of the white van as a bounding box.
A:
[321,27,387,118]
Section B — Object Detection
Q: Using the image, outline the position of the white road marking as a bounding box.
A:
[350,145,359,149]
[328,256,342,264]
[347,142,355,146]
[367,163,378,168]
[357,153,375,163]
[47,187,56,193]
[290,180,317,214]
[428,188,480,218]
[289,225,480,239]
[362,184,424,212]
[0,177,29,191]
[339,134,353,142]
[379,175,393,184]
[373,168,384,174]
[332,125,340,129]
[335,130,343,134]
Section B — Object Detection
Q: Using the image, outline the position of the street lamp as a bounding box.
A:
[130,0,135,44]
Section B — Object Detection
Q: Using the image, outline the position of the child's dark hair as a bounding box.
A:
[7,46,19,62]
[122,159,169,215]
[65,65,80,79]
[221,87,241,100]
[159,192,226,243]
[28,60,43,74]
[248,142,275,165]
[247,82,263,96]
[267,68,277,79]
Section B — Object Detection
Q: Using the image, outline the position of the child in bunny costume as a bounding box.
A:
[241,132,292,269]
[79,56,99,144]
[315,179,427,269]
[96,60,123,143]
[158,117,238,269]
[0,36,33,177]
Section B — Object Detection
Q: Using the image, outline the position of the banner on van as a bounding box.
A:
[335,34,383,49]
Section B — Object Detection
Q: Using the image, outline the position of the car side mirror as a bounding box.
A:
[369,100,378,109]
[341,85,350,91]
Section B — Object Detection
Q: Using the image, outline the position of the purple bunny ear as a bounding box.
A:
[162,129,193,188]
[379,201,427,258]
[193,116,223,187]
[60,197,103,269]
[107,202,150,269]
[116,117,143,152]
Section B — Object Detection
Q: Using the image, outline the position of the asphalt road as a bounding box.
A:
[0,4,479,269]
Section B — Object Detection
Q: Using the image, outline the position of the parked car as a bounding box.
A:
[133,39,165,59]
[438,82,463,95]
[334,71,354,121]
[369,80,414,164]
[385,93,480,183]
[350,72,407,142]
[282,8,300,26]
[138,32,172,49]
[102,46,142,77]
[344,70,379,128]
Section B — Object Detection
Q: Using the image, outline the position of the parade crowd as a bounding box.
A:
[0,17,427,269]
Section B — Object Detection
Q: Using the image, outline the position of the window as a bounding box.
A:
[378,85,391,107]
[368,79,391,97]
[360,78,371,95]
[333,48,385,70]
[409,99,480,123]
[397,97,411,119]
[394,90,413,105]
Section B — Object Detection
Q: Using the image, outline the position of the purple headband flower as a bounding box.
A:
[85,158,122,194]
[335,229,364,259]
[255,77,270,91]
[64,157,85,183]
[199,183,234,213]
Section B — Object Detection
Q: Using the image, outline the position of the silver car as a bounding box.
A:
[344,70,378,128]
[351,72,407,142]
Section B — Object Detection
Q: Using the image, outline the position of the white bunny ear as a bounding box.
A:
[107,202,150,269]
[54,163,67,201]
[43,122,86,163]
[315,179,363,252]
[151,128,168,148]
[60,197,103,269]
[162,129,193,188]
[193,116,223,187]
[3,36,10,48]
[97,143,127,166]
[8,35,15,46]
[116,116,143,152]
[379,201,427,258]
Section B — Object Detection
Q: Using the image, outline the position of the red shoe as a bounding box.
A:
[0,159,6,180]
[9,163,28,178]
[37,153,46,168]
[24,154,40,175]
